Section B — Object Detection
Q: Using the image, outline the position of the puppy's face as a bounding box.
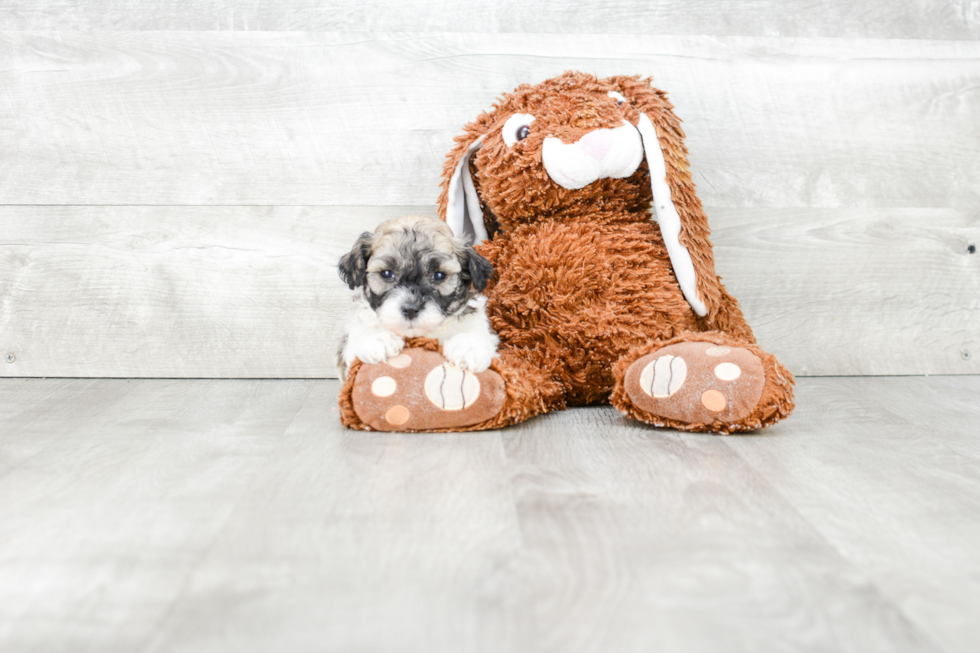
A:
[338,216,493,337]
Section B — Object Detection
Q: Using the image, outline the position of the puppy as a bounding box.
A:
[337,215,498,379]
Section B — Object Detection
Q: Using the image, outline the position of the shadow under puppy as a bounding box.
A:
[337,215,497,379]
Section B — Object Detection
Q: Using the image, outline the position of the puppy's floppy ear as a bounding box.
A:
[338,231,374,290]
[605,75,720,318]
[459,245,494,293]
[438,120,491,245]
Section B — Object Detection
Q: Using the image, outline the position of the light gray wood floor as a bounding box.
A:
[1,376,978,653]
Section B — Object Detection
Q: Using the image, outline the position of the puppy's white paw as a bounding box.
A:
[350,330,404,365]
[442,332,497,373]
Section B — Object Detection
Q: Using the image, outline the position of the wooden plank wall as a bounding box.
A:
[1,4,978,378]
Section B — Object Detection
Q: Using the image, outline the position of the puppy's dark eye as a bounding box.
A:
[380,270,394,280]
[517,125,530,141]
[432,271,446,282]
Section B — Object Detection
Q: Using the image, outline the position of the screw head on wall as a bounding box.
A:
[4,353,15,364]
[963,350,973,361]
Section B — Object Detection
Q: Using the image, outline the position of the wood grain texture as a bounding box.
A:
[0,205,421,378]
[712,207,980,376]
[2,0,979,38]
[0,378,315,652]
[725,375,980,653]
[1,33,977,209]
[3,205,977,378]
[0,378,142,476]
[1,376,978,651]
[501,403,945,653]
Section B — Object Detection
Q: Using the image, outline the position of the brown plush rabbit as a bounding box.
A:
[339,71,794,433]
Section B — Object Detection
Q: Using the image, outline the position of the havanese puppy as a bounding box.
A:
[337,215,498,379]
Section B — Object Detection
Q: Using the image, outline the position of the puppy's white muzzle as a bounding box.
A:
[541,123,644,190]
[375,288,447,337]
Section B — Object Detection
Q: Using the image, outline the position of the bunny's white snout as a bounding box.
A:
[541,123,644,190]
[578,130,613,161]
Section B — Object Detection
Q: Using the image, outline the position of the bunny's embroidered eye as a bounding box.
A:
[502,113,535,147]
[608,90,627,107]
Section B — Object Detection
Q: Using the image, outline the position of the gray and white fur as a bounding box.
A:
[336,215,498,379]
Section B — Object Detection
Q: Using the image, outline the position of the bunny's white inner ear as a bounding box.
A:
[445,136,487,244]
[636,113,707,317]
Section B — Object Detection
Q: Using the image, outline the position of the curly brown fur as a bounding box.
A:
[477,220,700,405]
[438,72,730,320]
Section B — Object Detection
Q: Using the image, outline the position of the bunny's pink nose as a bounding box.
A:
[578,129,613,161]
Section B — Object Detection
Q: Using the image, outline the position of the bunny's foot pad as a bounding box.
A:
[351,348,506,432]
[624,341,765,427]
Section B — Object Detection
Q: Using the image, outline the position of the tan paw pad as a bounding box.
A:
[351,348,506,432]
[714,362,741,381]
[371,376,397,397]
[624,341,766,426]
[387,353,413,368]
[424,364,480,410]
[700,390,727,412]
[385,405,411,425]
[638,354,687,398]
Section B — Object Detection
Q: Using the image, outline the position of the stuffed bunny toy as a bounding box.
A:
[339,71,794,433]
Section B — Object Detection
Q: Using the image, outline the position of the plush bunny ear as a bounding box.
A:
[635,113,706,316]
[607,75,720,318]
[444,136,487,244]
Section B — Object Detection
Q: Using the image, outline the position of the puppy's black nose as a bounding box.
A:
[402,304,422,320]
